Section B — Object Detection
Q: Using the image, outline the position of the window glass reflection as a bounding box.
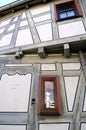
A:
[67,10,75,17]
[59,4,75,19]
[44,81,55,109]
[60,12,67,19]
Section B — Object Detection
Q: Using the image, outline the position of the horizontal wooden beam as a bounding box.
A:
[0,35,86,55]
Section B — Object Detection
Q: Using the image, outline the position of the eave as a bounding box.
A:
[0,0,51,16]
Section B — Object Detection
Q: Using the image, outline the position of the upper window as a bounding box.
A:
[38,75,62,116]
[55,0,82,21]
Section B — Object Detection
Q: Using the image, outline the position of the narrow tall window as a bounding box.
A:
[44,81,55,109]
[38,75,62,116]
[54,0,82,21]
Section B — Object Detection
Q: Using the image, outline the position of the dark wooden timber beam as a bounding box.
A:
[38,47,47,58]
[64,44,71,58]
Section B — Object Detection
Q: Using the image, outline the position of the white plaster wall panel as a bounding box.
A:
[58,21,86,38]
[39,123,69,130]
[8,24,15,31]
[33,14,51,23]
[0,33,12,47]
[0,28,5,34]
[36,23,52,42]
[81,123,86,130]
[15,29,33,46]
[62,63,81,70]
[41,64,56,70]
[5,64,32,67]
[13,17,18,22]
[0,125,26,130]
[0,19,11,27]
[20,20,28,27]
[22,12,26,19]
[64,77,79,111]
[0,74,31,112]
[31,5,50,16]
[83,93,86,111]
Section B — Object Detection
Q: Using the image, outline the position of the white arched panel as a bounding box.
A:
[0,73,31,112]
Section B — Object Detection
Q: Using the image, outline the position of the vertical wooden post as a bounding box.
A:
[79,51,86,80]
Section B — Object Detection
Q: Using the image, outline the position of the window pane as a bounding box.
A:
[58,3,76,20]
[67,10,75,17]
[60,12,67,19]
[44,81,55,109]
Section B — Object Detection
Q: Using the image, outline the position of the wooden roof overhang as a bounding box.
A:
[0,0,51,16]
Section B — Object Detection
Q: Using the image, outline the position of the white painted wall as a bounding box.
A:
[36,23,52,42]
[39,123,69,130]
[15,29,33,46]
[0,125,26,130]
[0,33,13,47]
[81,123,86,130]
[41,64,56,70]
[62,63,81,70]
[64,76,79,111]
[0,74,31,112]
[58,21,86,38]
